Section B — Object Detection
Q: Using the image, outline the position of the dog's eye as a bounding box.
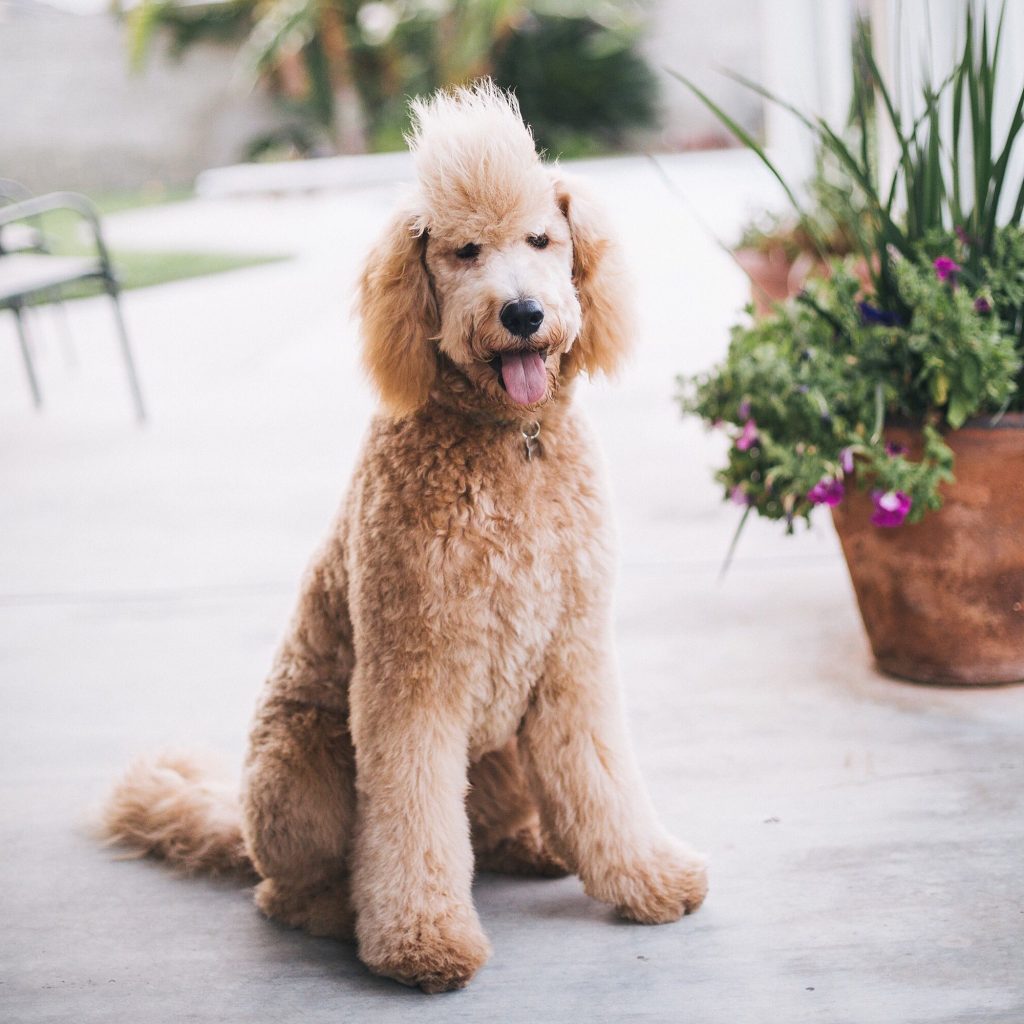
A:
[455,243,481,261]
[527,234,549,250]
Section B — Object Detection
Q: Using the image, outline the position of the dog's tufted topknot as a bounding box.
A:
[405,79,553,241]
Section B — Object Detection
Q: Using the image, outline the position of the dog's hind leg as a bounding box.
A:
[468,739,568,877]
[242,538,358,941]
[245,700,356,939]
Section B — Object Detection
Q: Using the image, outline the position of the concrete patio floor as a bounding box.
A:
[1,152,1022,1024]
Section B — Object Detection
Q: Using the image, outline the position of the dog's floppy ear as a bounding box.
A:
[553,173,634,379]
[357,207,439,416]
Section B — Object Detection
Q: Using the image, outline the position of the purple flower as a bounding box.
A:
[974,296,993,314]
[885,441,907,457]
[840,447,855,475]
[807,477,845,507]
[730,485,751,506]
[871,489,912,528]
[934,256,961,282]
[738,399,752,419]
[858,301,905,326]
[736,419,759,451]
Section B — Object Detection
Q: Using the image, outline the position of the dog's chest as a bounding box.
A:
[452,450,610,758]
[463,512,564,757]
[353,409,613,758]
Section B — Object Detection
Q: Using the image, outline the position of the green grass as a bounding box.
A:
[55,249,285,301]
[19,187,288,302]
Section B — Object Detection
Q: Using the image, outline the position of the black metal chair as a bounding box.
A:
[0,190,146,421]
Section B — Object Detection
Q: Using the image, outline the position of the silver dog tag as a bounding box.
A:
[522,420,541,461]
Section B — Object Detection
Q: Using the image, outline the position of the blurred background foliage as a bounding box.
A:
[121,0,660,161]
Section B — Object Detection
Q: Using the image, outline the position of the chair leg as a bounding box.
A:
[50,289,78,371]
[104,279,146,423]
[12,305,42,409]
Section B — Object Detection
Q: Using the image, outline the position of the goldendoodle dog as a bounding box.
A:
[101,81,707,993]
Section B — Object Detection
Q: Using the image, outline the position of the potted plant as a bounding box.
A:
[675,8,1024,685]
[733,213,824,317]
[734,156,867,316]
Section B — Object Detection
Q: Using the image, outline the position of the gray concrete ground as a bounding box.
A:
[1,153,1022,1024]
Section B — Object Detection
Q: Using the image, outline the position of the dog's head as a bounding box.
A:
[358,81,633,417]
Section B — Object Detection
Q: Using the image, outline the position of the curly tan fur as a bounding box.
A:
[100,80,707,994]
[100,752,252,876]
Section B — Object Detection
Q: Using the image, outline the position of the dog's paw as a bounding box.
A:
[360,911,492,994]
[475,825,570,878]
[255,877,355,941]
[592,841,708,925]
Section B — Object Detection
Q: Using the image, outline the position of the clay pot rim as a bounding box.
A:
[732,246,797,269]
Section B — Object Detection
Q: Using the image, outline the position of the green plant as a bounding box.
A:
[492,12,658,157]
[735,152,867,263]
[120,0,659,160]
[679,259,1019,534]
[123,0,529,153]
[673,2,1024,543]
[671,5,1024,320]
[735,213,806,262]
[982,224,1024,354]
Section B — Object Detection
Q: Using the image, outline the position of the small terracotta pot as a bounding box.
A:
[734,249,874,318]
[831,414,1024,685]
[733,248,809,317]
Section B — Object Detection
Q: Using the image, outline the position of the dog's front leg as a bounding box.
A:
[349,661,490,993]
[520,626,708,924]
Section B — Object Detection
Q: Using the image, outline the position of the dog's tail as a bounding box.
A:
[98,751,253,876]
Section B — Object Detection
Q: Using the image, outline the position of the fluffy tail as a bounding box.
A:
[99,751,253,876]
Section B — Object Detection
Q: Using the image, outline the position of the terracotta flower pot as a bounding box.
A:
[733,248,812,317]
[733,249,871,318]
[831,414,1024,685]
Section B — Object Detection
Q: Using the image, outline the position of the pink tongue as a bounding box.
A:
[499,350,547,405]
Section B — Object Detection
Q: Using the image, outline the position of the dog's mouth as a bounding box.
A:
[488,347,550,406]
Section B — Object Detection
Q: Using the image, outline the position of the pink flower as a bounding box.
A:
[736,419,759,451]
[840,447,855,475]
[807,477,845,507]
[730,485,751,506]
[738,399,752,419]
[933,256,961,282]
[871,489,912,527]
[974,296,992,314]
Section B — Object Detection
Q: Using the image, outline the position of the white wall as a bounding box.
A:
[642,0,766,148]
[757,0,855,186]
[870,0,1024,221]
[0,0,770,195]
[754,0,1024,214]
[0,0,284,193]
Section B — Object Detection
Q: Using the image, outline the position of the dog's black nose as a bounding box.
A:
[500,298,544,338]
